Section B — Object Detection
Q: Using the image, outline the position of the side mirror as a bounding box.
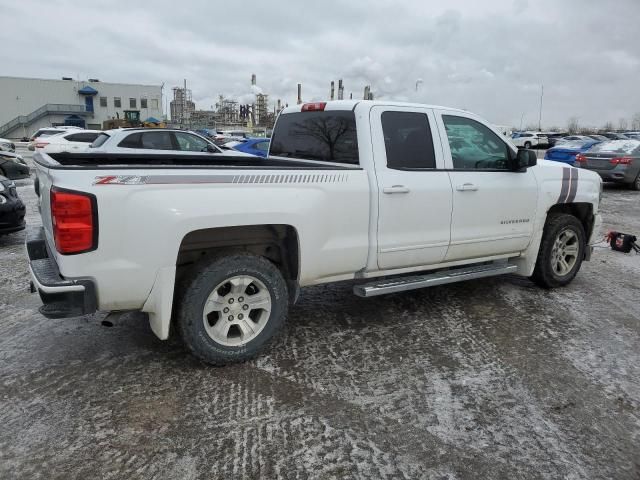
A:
[206,144,216,153]
[515,149,537,170]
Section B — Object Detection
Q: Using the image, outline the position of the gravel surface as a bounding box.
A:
[1,151,639,479]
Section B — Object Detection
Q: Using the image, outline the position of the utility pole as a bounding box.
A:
[538,84,544,131]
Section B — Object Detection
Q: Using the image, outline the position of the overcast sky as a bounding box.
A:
[3,0,639,129]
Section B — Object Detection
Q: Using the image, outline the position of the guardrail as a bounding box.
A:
[0,104,89,137]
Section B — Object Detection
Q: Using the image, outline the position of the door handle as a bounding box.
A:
[456,183,478,191]
[383,185,410,194]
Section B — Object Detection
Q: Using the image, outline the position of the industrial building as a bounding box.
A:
[170,86,195,126]
[0,76,163,139]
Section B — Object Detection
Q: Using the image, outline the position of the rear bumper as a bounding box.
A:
[582,165,639,184]
[26,228,97,319]
[0,197,26,234]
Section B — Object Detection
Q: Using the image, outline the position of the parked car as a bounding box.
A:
[601,132,630,140]
[229,138,270,158]
[576,140,640,190]
[511,132,548,148]
[0,138,16,152]
[28,127,83,151]
[588,134,609,142]
[0,175,26,235]
[39,130,102,154]
[555,135,592,144]
[0,151,30,180]
[89,129,251,157]
[28,100,602,365]
[544,139,601,165]
[624,131,640,139]
[546,133,568,147]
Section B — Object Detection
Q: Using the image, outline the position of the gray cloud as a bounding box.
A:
[2,0,639,128]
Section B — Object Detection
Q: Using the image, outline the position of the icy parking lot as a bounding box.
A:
[1,155,639,479]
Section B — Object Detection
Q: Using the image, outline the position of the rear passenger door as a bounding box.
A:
[371,106,453,270]
[435,111,538,261]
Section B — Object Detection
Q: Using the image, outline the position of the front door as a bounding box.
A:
[85,96,94,113]
[371,106,453,270]
[435,111,538,261]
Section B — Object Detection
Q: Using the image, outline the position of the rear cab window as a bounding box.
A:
[381,111,436,169]
[270,110,359,164]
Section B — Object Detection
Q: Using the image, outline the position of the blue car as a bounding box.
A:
[544,139,600,165]
[230,138,270,158]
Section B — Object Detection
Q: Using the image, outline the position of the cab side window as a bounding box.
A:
[381,112,436,169]
[443,115,511,170]
[174,132,210,152]
[140,131,174,150]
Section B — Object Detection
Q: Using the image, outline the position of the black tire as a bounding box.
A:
[531,213,586,289]
[176,254,288,365]
[524,141,532,149]
[631,173,640,191]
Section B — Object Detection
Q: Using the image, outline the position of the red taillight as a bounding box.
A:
[301,102,326,112]
[610,156,632,165]
[575,154,587,163]
[35,142,49,148]
[50,188,97,254]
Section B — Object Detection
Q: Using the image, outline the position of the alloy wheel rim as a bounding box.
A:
[551,228,579,276]
[202,275,272,346]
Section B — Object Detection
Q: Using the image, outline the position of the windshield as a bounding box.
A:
[587,140,640,154]
[556,140,596,149]
[270,110,359,164]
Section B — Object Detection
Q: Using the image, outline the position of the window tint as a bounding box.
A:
[117,132,142,148]
[65,132,100,143]
[443,115,511,170]
[114,97,121,108]
[381,111,436,169]
[174,132,210,152]
[90,133,110,148]
[140,131,174,150]
[270,111,359,164]
[255,141,269,151]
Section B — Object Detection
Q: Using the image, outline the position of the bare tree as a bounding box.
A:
[619,118,628,131]
[602,121,614,131]
[567,117,579,134]
[632,113,640,130]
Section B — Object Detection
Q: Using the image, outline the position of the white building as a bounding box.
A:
[0,76,163,139]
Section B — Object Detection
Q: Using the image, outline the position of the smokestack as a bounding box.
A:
[350,92,353,99]
[277,99,281,111]
[330,81,335,101]
[251,74,256,86]
[297,83,302,104]
[364,85,370,100]
[338,79,344,100]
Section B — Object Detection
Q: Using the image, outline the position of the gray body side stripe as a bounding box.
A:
[557,167,570,203]
[94,174,351,185]
[567,168,579,203]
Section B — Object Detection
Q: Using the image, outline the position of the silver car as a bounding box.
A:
[90,129,252,157]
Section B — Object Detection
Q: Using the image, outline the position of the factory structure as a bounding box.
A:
[0,76,163,139]
[176,74,372,132]
[0,73,377,138]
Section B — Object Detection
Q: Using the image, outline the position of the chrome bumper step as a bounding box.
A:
[353,263,518,297]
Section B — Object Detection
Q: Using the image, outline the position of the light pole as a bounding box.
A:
[538,84,544,131]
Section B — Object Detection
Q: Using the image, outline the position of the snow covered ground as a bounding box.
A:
[1,149,639,479]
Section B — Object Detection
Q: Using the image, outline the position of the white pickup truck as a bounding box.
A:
[28,100,602,365]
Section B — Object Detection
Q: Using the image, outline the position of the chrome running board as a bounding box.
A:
[353,263,517,297]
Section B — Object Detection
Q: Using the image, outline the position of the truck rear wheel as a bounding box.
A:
[176,254,288,365]
[531,213,585,289]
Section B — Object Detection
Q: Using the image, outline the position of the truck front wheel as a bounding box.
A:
[176,254,288,365]
[531,213,586,288]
